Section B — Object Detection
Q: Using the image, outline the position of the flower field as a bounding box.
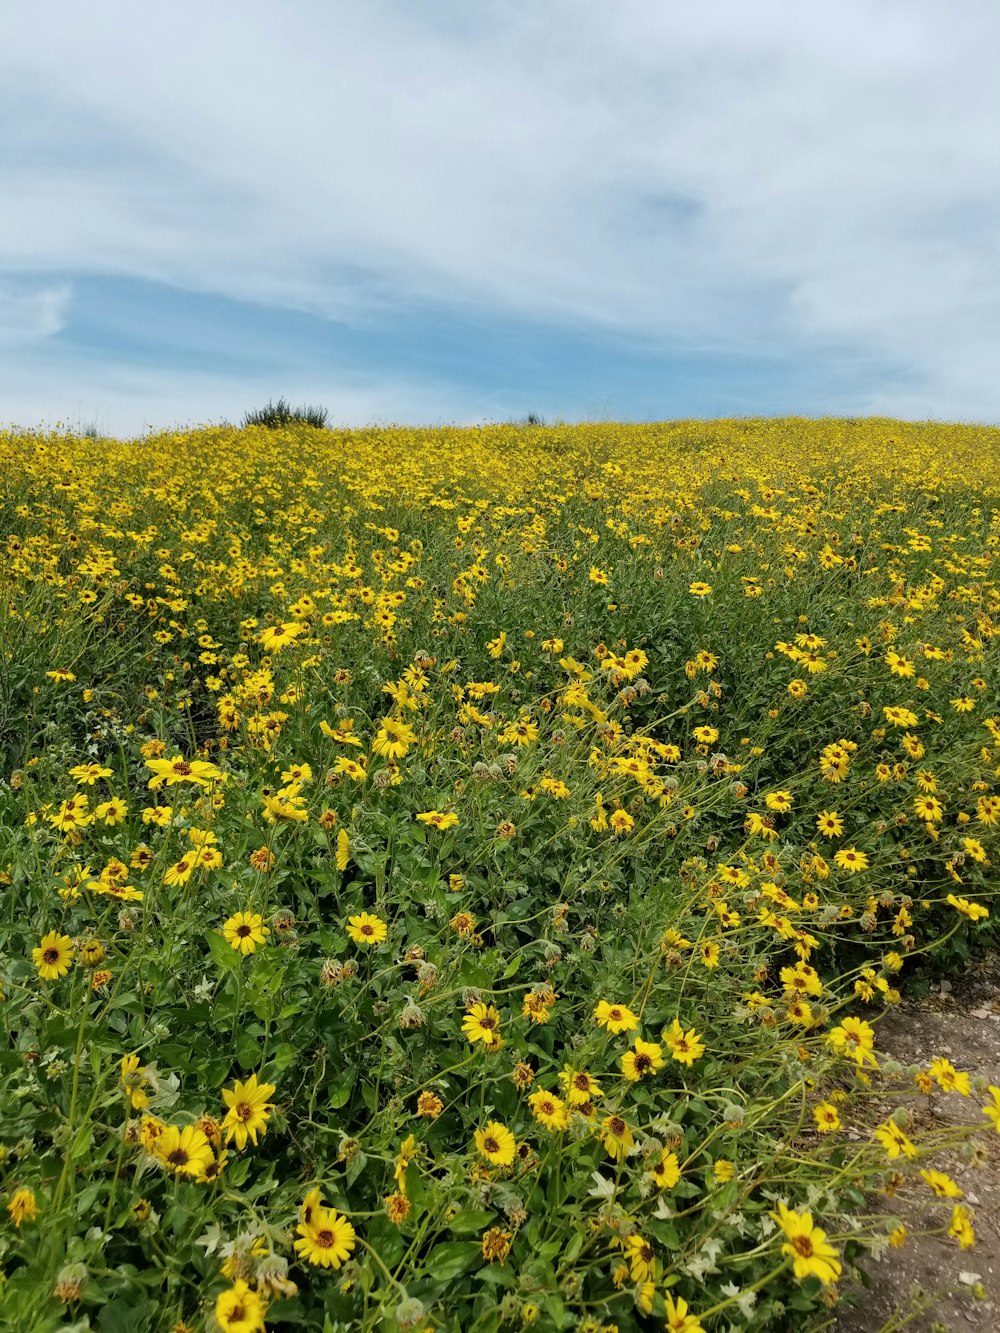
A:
[1,416,999,1332]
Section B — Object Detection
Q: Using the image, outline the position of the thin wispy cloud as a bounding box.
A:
[2,0,998,432]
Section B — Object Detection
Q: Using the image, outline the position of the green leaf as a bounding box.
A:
[501,954,522,980]
[328,1069,354,1109]
[447,1209,495,1235]
[205,930,240,972]
[423,1240,478,1281]
[274,1042,299,1071]
[237,1032,262,1069]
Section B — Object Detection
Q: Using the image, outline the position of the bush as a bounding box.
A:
[241,397,329,429]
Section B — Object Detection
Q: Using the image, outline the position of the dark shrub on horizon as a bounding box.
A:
[242,397,329,429]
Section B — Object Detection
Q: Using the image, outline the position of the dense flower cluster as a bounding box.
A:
[0,417,998,1330]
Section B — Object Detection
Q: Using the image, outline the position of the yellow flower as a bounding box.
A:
[31,930,74,980]
[874,1120,917,1161]
[772,1200,842,1284]
[154,1124,215,1180]
[981,1085,1000,1132]
[120,1054,151,1110]
[145,754,222,789]
[462,1002,503,1049]
[69,762,113,785]
[95,797,128,825]
[947,893,989,921]
[609,809,634,834]
[394,1134,418,1193]
[813,1102,841,1133]
[257,621,307,652]
[215,1278,267,1333]
[699,940,720,969]
[560,1065,603,1105]
[527,1088,570,1131]
[928,1056,971,1096]
[815,810,844,838]
[663,1018,705,1066]
[593,1000,639,1034]
[6,1187,38,1227]
[664,1294,705,1332]
[222,912,270,956]
[221,1073,277,1150]
[920,1169,963,1198]
[620,1039,664,1081]
[600,1113,635,1161]
[833,847,869,873]
[163,855,196,886]
[828,1015,878,1067]
[625,1232,657,1281]
[416,810,460,830]
[295,1206,357,1268]
[650,1148,681,1190]
[474,1121,516,1167]
[371,717,417,760]
[764,789,794,812]
[345,911,388,946]
[948,1204,975,1250]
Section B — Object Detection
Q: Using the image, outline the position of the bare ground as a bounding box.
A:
[834,955,1000,1333]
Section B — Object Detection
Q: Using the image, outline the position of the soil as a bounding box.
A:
[834,954,1000,1333]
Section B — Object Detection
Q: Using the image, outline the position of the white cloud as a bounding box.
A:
[0,279,71,346]
[2,0,1000,423]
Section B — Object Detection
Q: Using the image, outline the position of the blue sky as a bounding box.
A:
[3,0,999,435]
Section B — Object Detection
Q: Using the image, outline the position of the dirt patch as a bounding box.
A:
[835,957,1000,1332]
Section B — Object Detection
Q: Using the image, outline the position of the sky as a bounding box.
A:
[3,0,1000,436]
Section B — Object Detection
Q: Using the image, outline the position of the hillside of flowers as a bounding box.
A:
[0,417,998,1332]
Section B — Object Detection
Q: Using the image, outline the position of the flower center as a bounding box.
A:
[42,948,59,964]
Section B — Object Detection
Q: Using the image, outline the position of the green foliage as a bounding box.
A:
[242,397,329,429]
